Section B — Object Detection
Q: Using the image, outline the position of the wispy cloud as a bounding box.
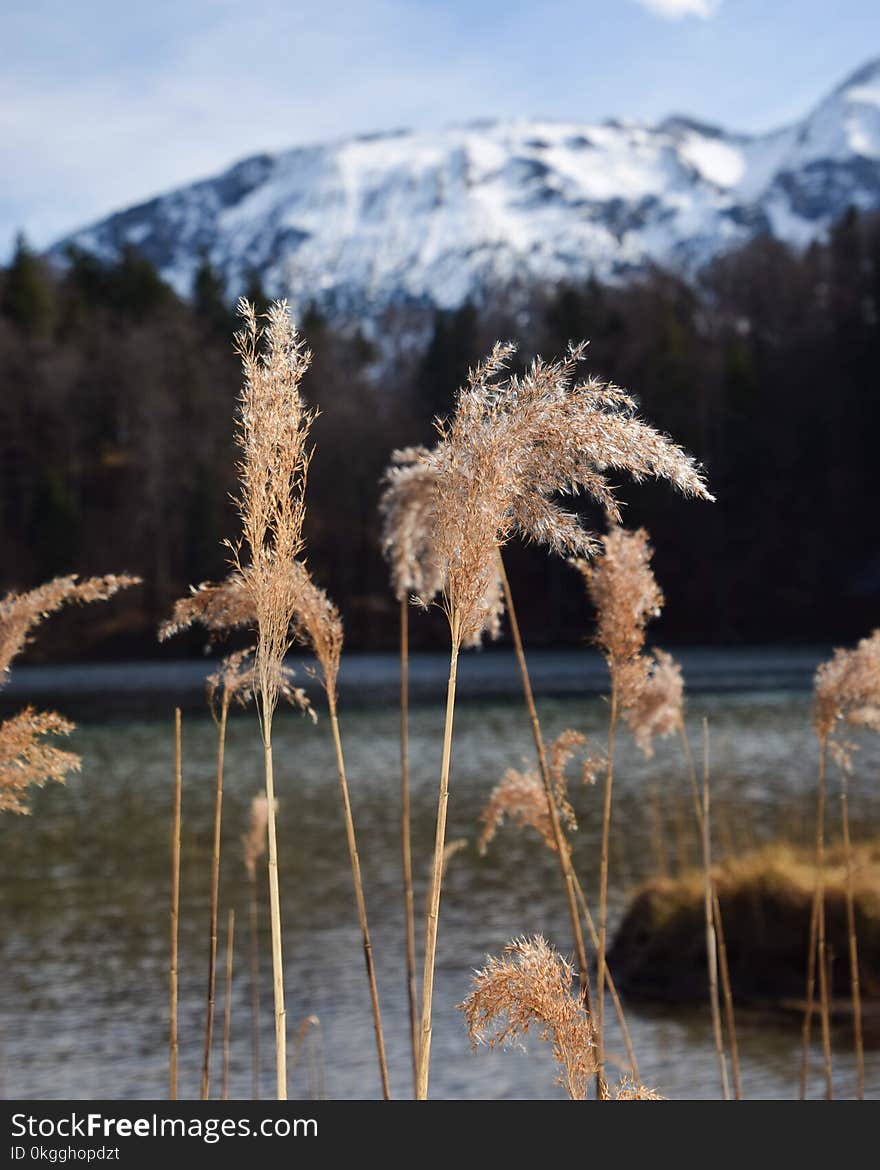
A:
[635,0,721,19]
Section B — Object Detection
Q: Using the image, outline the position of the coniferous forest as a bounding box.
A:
[1,207,879,659]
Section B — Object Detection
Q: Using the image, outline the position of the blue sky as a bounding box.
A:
[2,0,878,256]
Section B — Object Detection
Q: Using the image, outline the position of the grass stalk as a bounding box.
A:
[169,707,182,1101]
[802,735,833,1100]
[222,908,235,1101]
[700,721,730,1099]
[328,698,391,1099]
[799,890,820,1098]
[595,674,619,1095]
[712,884,740,1098]
[416,609,461,1101]
[201,692,229,1100]
[247,865,261,1100]
[399,595,419,1095]
[839,771,864,1098]
[261,710,287,1100]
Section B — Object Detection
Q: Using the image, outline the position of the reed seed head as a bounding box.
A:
[379,447,445,606]
[1,574,140,684]
[429,344,711,646]
[232,299,315,724]
[288,560,344,706]
[457,935,596,1100]
[477,730,590,855]
[614,1077,664,1100]
[158,574,253,642]
[0,707,81,815]
[624,648,685,758]
[814,629,880,743]
[206,646,315,722]
[570,526,663,683]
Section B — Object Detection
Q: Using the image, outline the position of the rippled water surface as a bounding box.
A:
[2,662,879,1100]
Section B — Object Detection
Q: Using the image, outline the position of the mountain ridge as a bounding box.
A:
[51,58,880,319]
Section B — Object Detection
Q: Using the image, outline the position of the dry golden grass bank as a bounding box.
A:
[609,841,880,1010]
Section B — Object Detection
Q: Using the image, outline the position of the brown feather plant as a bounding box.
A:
[229,298,314,1100]
[0,574,139,815]
[417,346,712,1099]
[379,443,504,1094]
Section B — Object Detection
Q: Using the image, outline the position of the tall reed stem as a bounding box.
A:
[700,721,729,1100]
[839,771,864,1099]
[261,709,287,1100]
[712,884,741,1099]
[595,674,619,1094]
[201,693,229,1099]
[416,610,461,1100]
[169,708,182,1101]
[571,874,638,1080]
[801,735,833,1100]
[681,721,739,1097]
[799,891,820,1099]
[328,699,391,1099]
[248,869,260,1100]
[222,908,235,1101]
[496,550,605,1095]
[399,596,419,1095]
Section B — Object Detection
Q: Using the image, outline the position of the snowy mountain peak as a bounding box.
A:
[53,60,880,319]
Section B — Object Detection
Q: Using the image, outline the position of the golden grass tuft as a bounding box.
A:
[458,935,596,1100]
[609,841,880,1004]
[477,730,585,855]
[0,573,140,682]
[0,707,80,814]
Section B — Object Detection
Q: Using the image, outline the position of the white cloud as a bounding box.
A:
[635,0,721,19]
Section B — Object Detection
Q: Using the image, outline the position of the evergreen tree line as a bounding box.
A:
[1,210,878,659]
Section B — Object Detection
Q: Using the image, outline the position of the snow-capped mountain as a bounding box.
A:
[52,59,880,318]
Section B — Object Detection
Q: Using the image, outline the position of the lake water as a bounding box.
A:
[1,652,878,1100]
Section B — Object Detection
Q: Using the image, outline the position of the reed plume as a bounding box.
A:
[624,649,684,759]
[477,731,582,856]
[417,346,711,1099]
[569,526,663,1087]
[614,1078,664,1100]
[379,441,504,1094]
[158,574,253,643]
[286,557,391,1099]
[0,574,140,682]
[803,630,880,1100]
[0,708,79,815]
[230,298,314,1101]
[0,573,140,815]
[458,935,595,1100]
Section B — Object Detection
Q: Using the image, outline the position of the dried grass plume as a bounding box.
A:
[429,346,711,646]
[458,935,596,1100]
[0,707,80,814]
